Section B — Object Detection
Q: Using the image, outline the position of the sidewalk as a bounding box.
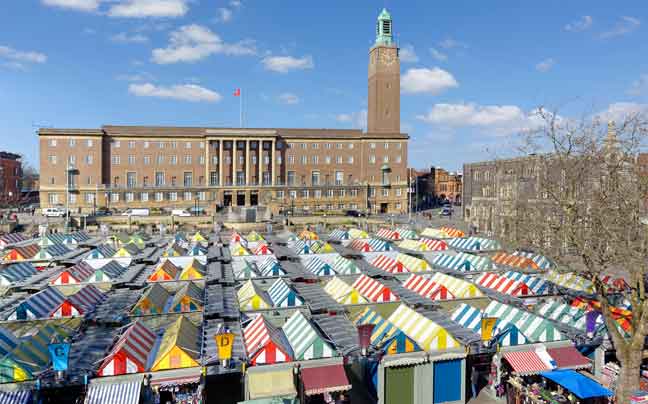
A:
[468,390,502,404]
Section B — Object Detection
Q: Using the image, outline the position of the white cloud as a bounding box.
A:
[229,0,242,7]
[278,93,300,105]
[399,44,418,63]
[596,102,648,122]
[41,0,100,11]
[83,27,96,35]
[627,74,648,96]
[129,83,222,102]
[111,32,149,43]
[116,72,154,82]
[600,16,640,38]
[0,45,47,69]
[535,58,555,73]
[262,55,314,73]
[429,48,448,62]
[336,110,367,130]
[216,8,233,23]
[401,67,458,95]
[438,38,467,49]
[416,102,545,135]
[108,0,189,18]
[152,24,256,64]
[565,15,593,32]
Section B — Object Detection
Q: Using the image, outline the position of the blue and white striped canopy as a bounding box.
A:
[0,262,38,283]
[304,257,336,276]
[267,278,303,307]
[432,252,493,271]
[512,251,553,270]
[0,390,31,404]
[84,379,142,404]
[501,271,549,294]
[448,237,502,252]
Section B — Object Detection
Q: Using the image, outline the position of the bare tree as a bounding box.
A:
[504,108,648,403]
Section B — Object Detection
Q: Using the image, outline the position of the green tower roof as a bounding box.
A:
[378,8,391,20]
[375,8,394,46]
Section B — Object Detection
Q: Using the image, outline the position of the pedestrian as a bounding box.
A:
[471,367,479,399]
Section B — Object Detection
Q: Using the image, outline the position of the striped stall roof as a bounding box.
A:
[304,257,336,276]
[46,243,72,257]
[329,229,350,241]
[0,327,18,356]
[148,260,181,282]
[544,271,594,293]
[570,298,632,336]
[298,230,319,241]
[0,390,31,404]
[289,240,313,255]
[450,303,532,346]
[402,273,456,300]
[267,279,303,307]
[253,244,272,256]
[432,252,493,272]
[323,277,367,305]
[237,280,272,310]
[387,304,461,351]
[512,251,553,270]
[354,307,398,346]
[151,316,200,371]
[0,262,38,284]
[54,285,107,317]
[352,274,399,302]
[492,252,540,271]
[8,287,66,320]
[536,300,588,331]
[367,238,392,252]
[349,239,372,252]
[310,241,336,254]
[243,314,293,365]
[246,231,264,242]
[448,237,502,252]
[331,255,361,275]
[397,239,427,252]
[282,311,335,360]
[0,233,28,246]
[67,262,97,282]
[187,245,208,256]
[484,301,563,342]
[420,238,448,251]
[233,260,259,279]
[98,321,157,376]
[501,272,549,295]
[370,254,407,273]
[420,228,450,238]
[230,243,251,256]
[394,227,418,240]
[168,282,204,312]
[475,272,532,296]
[440,226,465,238]
[257,257,285,276]
[11,244,40,260]
[427,272,484,298]
[396,253,432,272]
[132,283,171,315]
[375,228,401,241]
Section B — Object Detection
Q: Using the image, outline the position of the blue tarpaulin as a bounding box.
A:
[540,370,613,399]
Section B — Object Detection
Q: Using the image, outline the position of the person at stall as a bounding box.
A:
[471,367,479,398]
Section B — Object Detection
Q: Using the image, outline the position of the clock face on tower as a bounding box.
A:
[380,49,397,66]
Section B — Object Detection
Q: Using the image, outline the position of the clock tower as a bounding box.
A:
[368,8,400,134]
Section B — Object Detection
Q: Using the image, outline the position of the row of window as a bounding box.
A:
[285,154,402,165]
[48,139,94,148]
[110,154,282,166]
[47,155,94,165]
[47,191,207,205]
[275,187,401,199]
[112,140,206,150]
[287,142,402,150]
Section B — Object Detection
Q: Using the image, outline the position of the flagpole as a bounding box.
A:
[239,89,243,128]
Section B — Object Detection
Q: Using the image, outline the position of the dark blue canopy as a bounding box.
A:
[540,370,613,399]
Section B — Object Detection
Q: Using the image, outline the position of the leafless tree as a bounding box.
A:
[503,107,648,403]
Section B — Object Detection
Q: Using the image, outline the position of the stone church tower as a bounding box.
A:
[367,8,401,134]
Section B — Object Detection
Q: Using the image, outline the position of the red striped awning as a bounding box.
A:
[547,346,591,370]
[503,351,552,376]
[301,364,351,396]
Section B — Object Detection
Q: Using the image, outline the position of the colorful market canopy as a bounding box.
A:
[394,227,418,240]
[238,280,272,310]
[349,239,372,252]
[448,237,502,252]
[98,321,157,376]
[0,327,18,356]
[402,273,456,300]
[298,230,319,241]
[396,253,432,272]
[243,314,293,365]
[50,262,95,285]
[168,282,204,313]
[427,272,484,298]
[329,229,350,241]
[151,316,200,371]
[355,307,421,354]
[257,257,285,277]
[324,277,367,305]
[246,231,265,242]
[484,301,564,342]
[281,311,335,360]
[420,228,452,239]
[387,304,461,351]
[475,272,532,296]
[501,271,548,295]
[348,228,369,239]
[0,232,28,247]
[420,238,448,251]
[231,243,251,256]
[352,274,399,302]
[440,227,465,238]
[253,244,272,256]
[492,252,540,271]
[179,259,206,280]
[310,240,336,254]
[85,245,117,259]
[52,285,106,317]
[267,279,303,307]
[131,283,172,315]
[0,262,38,285]
[397,239,428,252]
[432,252,493,272]
[367,238,392,252]
[370,254,407,273]
[450,303,531,346]
[512,251,553,270]
[376,228,401,241]
[539,370,612,399]
[304,257,336,276]
[233,259,259,279]
[7,287,66,320]
[331,255,361,275]
[544,271,594,293]
[148,260,181,282]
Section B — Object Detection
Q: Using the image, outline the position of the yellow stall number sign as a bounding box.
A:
[215,332,235,360]
[481,317,497,342]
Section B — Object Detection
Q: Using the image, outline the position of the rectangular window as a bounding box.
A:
[49,139,57,147]
[169,192,177,201]
[288,155,295,165]
[312,143,319,149]
[325,156,331,164]
[126,172,137,188]
[210,171,219,186]
[184,172,193,187]
[157,155,164,165]
[336,143,342,149]
[184,155,192,164]
[263,172,271,185]
[276,190,284,198]
[114,140,121,148]
[287,171,296,186]
[369,188,376,197]
[198,191,206,201]
[112,155,120,165]
[184,191,192,201]
[128,140,136,149]
[383,156,389,163]
[239,155,244,165]
[326,189,334,198]
[171,141,177,149]
[198,155,205,165]
[48,193,59,204]
[314,189,322,198]
[396,188,402,196]
[140,192,149,202]
[225,155,232,164]
[301,156,307,165]
[128,155,135,165]
[69,139,76,147]
[155,172,164,186]
[396,202,402,209]
[159,141,165,149]
[311,155,318,165]
[155,192,163,202]
[289,190,297,199]
[111,193,119,202]
[369,155,376,164]
[199,142,204,149]
[347,156,354,164]
[277,155,283,164]
[185,142,191,149]
[370,143,376,149]
[339,189,346,197]
[252,155,257,165]
[143,176,149,187]
[311,171,320,186]
[143,141,149,149]
[397,143,402,149]
[384,143,389,149]
[68,155,76,166]
[351,189,358,197]
[336,156,342,164]
[264,155,270,165]
[335,171,344,185]
[69,193,77,204]
[144,155,151,165]
[382,188,389,197]
[300,143,307,149]
[236,171,245,185]
[211,156,219,165]
[84,193,94,203]
[125,192,134,202]
[48,155,57,165]
[301,189,309,199]
[170,155,177,165]
[396,155,402,163]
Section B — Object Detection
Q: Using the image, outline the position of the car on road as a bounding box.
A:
[121,208,150,217]
[345,209,367,217]
[42,207,67,217]
[439,206,453,216]
[94,208,112,216]
[171,209,191,217]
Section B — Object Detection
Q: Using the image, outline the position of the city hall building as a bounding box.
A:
[39,9,408,215]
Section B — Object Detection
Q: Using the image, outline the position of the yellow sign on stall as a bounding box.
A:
[481,317,498,341]
[214,332,235,360]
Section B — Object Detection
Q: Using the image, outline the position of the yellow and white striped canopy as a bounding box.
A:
[544,270,594,293]
[427,272,484,298]
[323,277,367,305]
[397,239,428,252]
[396,253,432,272]
[386,304,461,351]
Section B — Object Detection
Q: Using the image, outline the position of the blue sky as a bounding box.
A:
[1,0,647,171]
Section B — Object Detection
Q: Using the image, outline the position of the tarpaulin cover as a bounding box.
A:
[84,376,143,404]
[546,346,591,370]
[539,370,613,399]
[503,351,552,375]
[301,364,351,396]
[248,369,297,399]
[0,390,31,404]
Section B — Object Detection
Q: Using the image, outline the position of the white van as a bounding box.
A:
[171,209,191,217]
[122,208,150,217]
[42,207,66,217]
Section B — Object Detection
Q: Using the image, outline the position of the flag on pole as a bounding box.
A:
[233,88,241,97]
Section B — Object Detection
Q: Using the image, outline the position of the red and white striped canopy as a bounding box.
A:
[352,274,399,302]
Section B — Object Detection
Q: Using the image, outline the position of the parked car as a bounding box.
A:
[171,209,191,217]
[439,206,453,216]
[121,208,150,217]
[345,209,366,217]
[94,208,112,216]
[42,207,66,217]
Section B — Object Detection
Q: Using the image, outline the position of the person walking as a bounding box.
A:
[471,367,479,399]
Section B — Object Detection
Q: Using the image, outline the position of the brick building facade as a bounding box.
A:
[38,9,409,215]
[0,152,22,205]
